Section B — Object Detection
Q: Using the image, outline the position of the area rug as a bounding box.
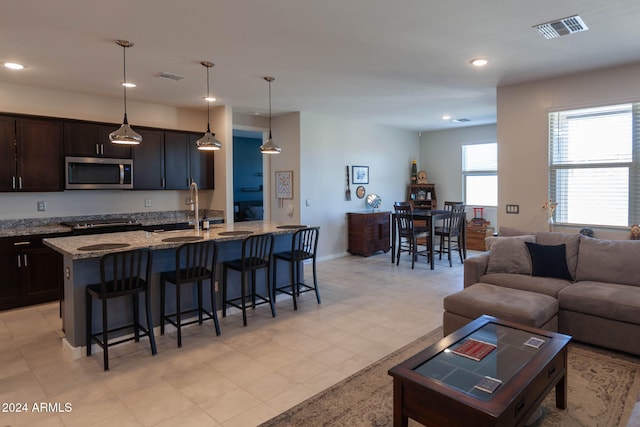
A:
[260,327,640,427]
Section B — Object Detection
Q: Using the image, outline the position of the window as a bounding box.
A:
[462,143,497,206]
[549,103,640,227]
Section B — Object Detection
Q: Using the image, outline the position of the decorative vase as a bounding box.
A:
[548,216,554,232]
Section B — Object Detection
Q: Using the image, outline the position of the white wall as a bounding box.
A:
[497,62,640,239]
[298,112,419,259]
[419,124,497,227]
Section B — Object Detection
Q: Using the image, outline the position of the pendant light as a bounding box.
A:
[196,61,222,150]
[260,76,282,154]
[109,40,142,145]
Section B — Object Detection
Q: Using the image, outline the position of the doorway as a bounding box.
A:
[233,130,264,222]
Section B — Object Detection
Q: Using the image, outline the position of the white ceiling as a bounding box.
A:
[2,0,640,132]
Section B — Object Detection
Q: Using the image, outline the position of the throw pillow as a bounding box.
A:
[486,235,535,275]
[524,242,573,281]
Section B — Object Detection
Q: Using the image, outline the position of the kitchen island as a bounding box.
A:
[44,222,307,355]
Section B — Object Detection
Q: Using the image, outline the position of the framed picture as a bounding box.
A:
[275,170,293,199]
[352,165,369,184]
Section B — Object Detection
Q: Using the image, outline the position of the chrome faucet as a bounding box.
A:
[189,181,199,233]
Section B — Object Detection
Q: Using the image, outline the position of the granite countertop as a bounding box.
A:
[0,210,224,238]
[43,222,306,259]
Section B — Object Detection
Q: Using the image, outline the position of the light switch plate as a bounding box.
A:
[506,204,519,214]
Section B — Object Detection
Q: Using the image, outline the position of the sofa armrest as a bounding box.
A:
[464,253,490,288]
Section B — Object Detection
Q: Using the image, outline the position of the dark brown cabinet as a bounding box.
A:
[63,121,131,158]
[406,184,437,209]
[347,211,391,256]
[0,115,64,192]
[164,131,214,190]
[0,235,63,311]
[133,128,165,190]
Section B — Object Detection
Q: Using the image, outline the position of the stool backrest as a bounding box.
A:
[99,249,152,294]
[443,204,466,236]
[291,227,319,261]
[241,233,274,268]
[175,240,217,281]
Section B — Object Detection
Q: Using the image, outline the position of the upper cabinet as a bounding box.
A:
[132,128,165,190]
[63,121,132,158]
[164,131,214,190]
[0,115,64,192]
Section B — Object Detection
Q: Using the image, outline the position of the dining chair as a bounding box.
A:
[394,204,431,269]
[159,240,220,347]
[222,233,276,326]
[273,226,320,310]
[435,204,466,266]
[85,248,156,371]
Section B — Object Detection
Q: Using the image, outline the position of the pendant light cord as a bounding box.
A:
[122,44,128,124]
[268,78,273,139]
[206,65,211,132]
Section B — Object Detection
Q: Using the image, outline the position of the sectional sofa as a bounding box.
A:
[443,228,640,356]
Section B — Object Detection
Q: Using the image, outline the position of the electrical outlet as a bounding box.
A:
[145,198,152,207]
[506,204,520,214]
[37,201,46,211]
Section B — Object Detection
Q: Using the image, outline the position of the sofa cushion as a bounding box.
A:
[497,226,532,237]
[575,236,640,287]
[525,242,573,281]
[479,273,571,298]
[485,235,535,275]
[444,283,558,328]
[534,232,580,279]
[559,281,640,325]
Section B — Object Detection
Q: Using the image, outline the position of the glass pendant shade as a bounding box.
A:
[110,40,142,145]
[260,76,281,154]
[197,61,222,151]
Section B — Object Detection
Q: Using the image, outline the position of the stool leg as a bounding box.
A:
[267,266,276,318]
[241,271,247,326]
[160,277,166,335]
[133,293,140,342]
[176,282,182,348]
[272,257,278,303]
[145,289,157,355]
[210,277,221,336]
[251,271,257,309]
[290,259,297,311]
[86,292,92,356]
[102,299,109,371]
[197,280,203,325]
[222,266,228,318]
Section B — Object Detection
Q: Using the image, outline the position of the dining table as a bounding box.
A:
[390,209,466,270]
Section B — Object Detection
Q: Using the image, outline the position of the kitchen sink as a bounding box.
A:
[77,243,130,251]
[161,236,205,243]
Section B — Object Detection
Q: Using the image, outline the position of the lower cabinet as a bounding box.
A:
[347,211,391,257]
[0,235,63,311]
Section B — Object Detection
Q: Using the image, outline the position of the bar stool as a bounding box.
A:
[273,227,320,310]
[160,240,220,347]
[222,233,276,326]
[85,248,156,371]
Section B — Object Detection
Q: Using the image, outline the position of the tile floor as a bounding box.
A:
[0,251,471,427]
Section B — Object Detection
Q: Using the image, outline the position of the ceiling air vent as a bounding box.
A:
[534,15,588,39]
[452,118,470,123]
[157,71,185,81]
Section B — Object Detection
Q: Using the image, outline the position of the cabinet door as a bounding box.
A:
[0,249,23,310]
[24,246,62,304]
[189,133,215,189]
[16,118,64,191]
[133,129,165,189]
[164,131,190,190]
[0,116,17,191]
[64,121,131,158]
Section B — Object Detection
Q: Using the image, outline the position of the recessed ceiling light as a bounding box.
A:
[470,58,489,67]
[204,96,216,102]
[122,82,136,88]
[441,114,451,120]
[4,62,25,70]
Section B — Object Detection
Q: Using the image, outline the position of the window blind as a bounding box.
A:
[548,103,640,227]
[463,143,497,172]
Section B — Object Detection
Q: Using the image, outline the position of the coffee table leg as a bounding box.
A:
[555,374,567,409]
[393,380,408,427]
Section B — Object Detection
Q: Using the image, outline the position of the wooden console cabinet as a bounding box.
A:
[347,211,391,257]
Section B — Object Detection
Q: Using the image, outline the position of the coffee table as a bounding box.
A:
[388,315,571,426]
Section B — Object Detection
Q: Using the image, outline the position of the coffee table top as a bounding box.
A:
[389,315,571,412]
[413,320,551,401]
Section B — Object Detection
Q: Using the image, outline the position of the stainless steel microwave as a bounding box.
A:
[65,157,133,189]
